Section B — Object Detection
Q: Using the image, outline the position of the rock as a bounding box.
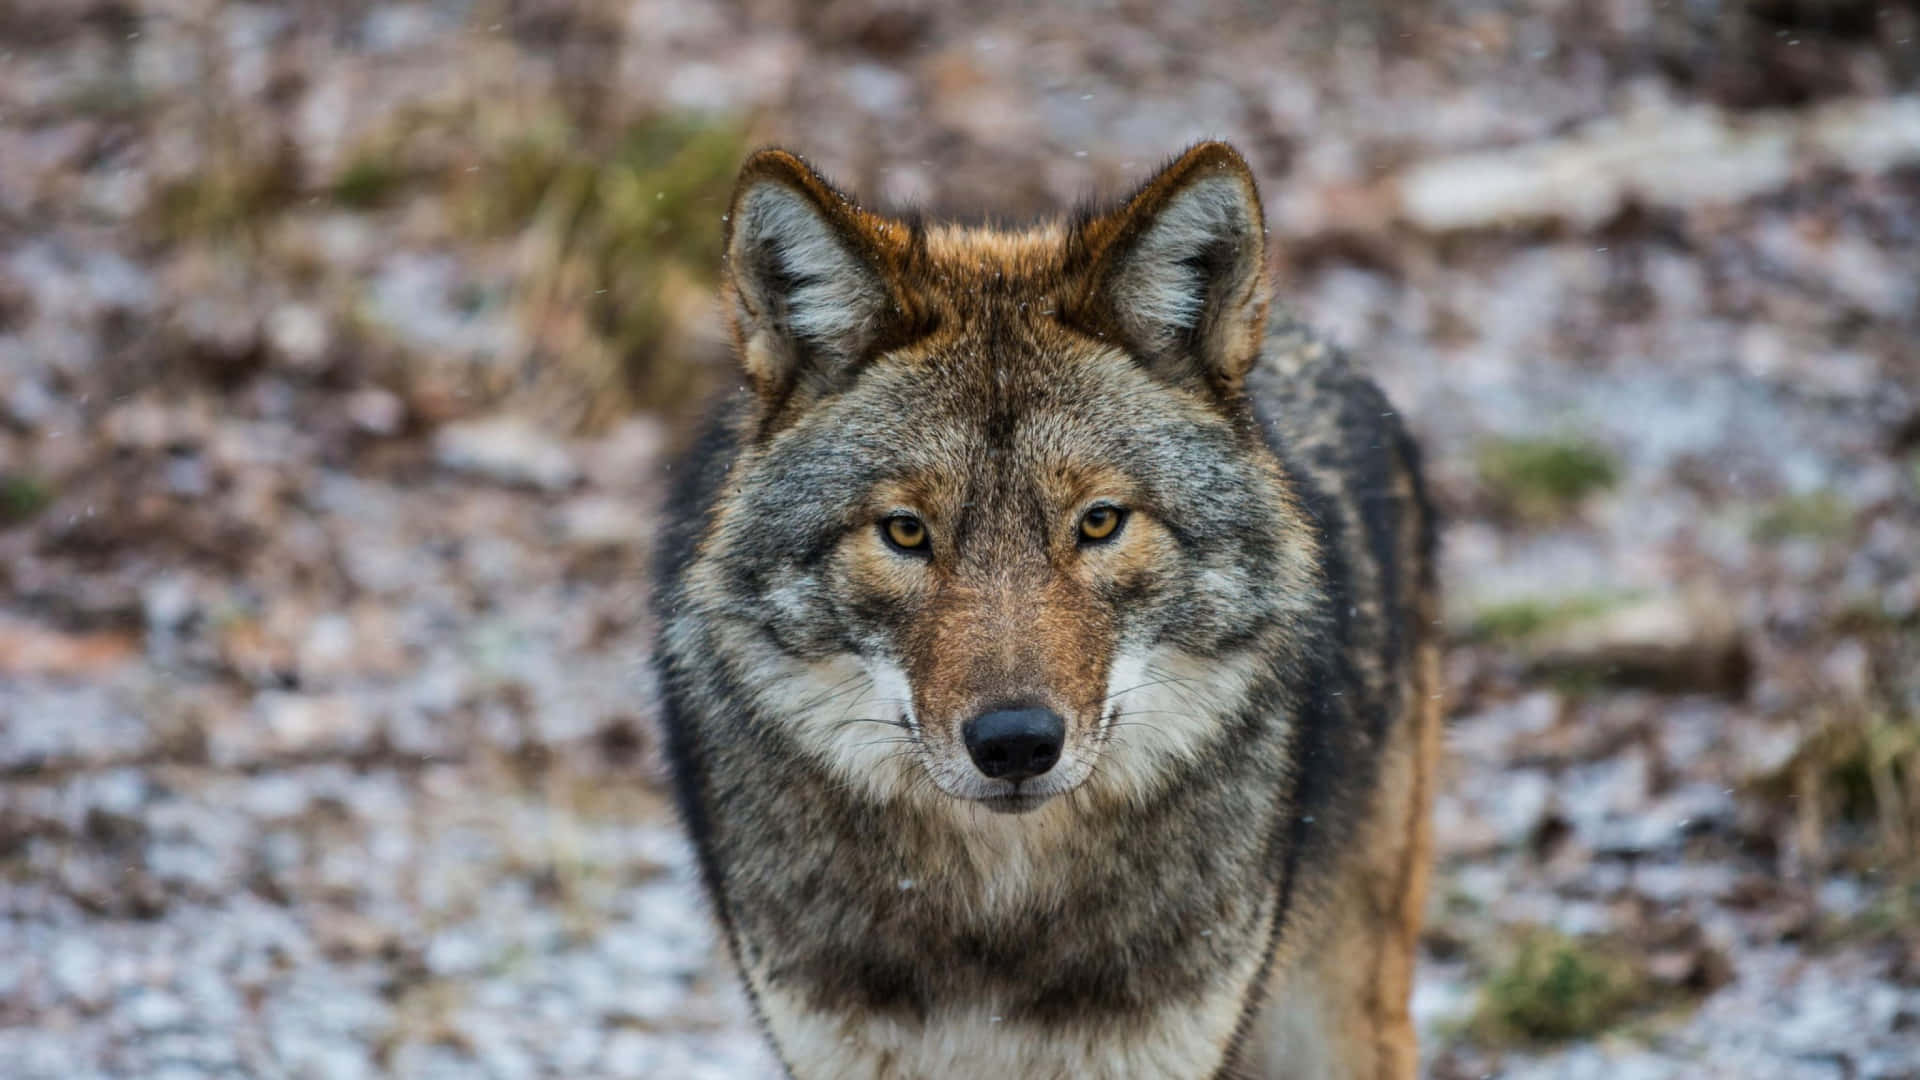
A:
[555,495,651,551]
[124,987,190,1032]
[1818,639,1872,701]
[1524,591,1750,695]
[265,303,332,372]
[1810,96,1920,174]
[1396,96,1920,233]
[433,415,581,492]
[240,687,374,757]
[296,613,359,685]
[1732,721,1807,783]
[581,418,668,492]
[102,398,214,452]
[1447,691,1561,763]
[300,605,408,687]
[47,935,109,1008]
[344,387,407,436]
[1,370,58,430]
[140,574,199,634]
[312,909,394,962]
[1555,747,1652,848]
[1588,780,1738,856]
[173,295,263,377]
[601,1030,664,1077]
[364,253,522,360]
[1434,767,1554,858]
[424,928,489,977]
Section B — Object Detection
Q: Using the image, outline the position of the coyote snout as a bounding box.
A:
[902,574,1115,810]
[914,690,1101,813]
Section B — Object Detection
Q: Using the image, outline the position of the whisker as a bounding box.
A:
[788,670,871,712]
[1105,719,1178,732]
[825,715,911,732]
[853,736,920,752]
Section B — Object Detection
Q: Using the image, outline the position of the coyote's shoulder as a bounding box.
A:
[654,142,1439,1079]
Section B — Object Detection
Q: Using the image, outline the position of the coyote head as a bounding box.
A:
[673,143,1321,816]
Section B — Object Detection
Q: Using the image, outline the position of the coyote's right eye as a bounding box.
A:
[882,514,931,554]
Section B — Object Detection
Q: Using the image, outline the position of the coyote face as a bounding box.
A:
[675,145,1319,817]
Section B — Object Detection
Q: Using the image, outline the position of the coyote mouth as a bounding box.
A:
[975,790,1051,815]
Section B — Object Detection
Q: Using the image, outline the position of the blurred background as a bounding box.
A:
[1,0,1917,1076]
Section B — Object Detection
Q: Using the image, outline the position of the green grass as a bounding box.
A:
[139,91,746,427]
[57,78,148,122]
[457,112,743,263]
[1751,491,1852,543]
[453,111,746,424]
[1465,928,1649,1046]
[1831,592,1920,632]
[1477,435,1620,518]
[0,473,52,527]
[1748,713,1920,874]
[1463,590,1638,644]
[144,146,300,245]
[1819,875,1920,947]
[331,152,406,210]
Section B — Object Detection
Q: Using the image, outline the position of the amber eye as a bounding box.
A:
[1078,505,1127,544]
[882,515,930,553]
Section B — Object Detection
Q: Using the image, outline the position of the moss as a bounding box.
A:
[0,473,52,527]
[1477,435,1620,518]
[1831,595,1920,633]
[1463,590,1638,644]
[1751,491,1852,543]
[1466,600,1557,642]
[331,153,405,210]
[58,78,148,121]
[1466,928,1649,1046]
[144,145,300,245]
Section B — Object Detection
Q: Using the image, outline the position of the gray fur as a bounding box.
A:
[654,146,1438,1079]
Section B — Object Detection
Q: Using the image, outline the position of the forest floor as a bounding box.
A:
[3,1,1919,1077]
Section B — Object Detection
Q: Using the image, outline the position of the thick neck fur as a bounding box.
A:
[666,594,1334,1018]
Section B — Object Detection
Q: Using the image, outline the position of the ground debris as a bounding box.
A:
[1396,97,1920,233]
[5,1,1919,1077]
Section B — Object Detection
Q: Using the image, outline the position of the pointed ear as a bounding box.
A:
[722,150,908,416]
[1067,142,1270,399]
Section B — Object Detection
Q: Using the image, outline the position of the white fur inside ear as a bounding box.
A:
[1111,176,1257,350]
[733,184,885,358]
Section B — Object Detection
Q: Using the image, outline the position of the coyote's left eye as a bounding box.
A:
[1078,505,1127,544]
[882,514,931,554]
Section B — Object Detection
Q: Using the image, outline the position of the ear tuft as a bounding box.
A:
[1069,142,1269,399]
[723,150,899,413]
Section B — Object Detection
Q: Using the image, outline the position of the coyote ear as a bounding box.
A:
[1069,142,1270,399]
[723,150,903,413]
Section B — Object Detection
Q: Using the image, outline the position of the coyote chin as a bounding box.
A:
[653,141,1440,1079]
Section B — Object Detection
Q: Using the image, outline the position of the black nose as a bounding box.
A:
[962,708,1065,781]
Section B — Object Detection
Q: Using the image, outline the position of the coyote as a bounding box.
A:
[653,142,1440,1079]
